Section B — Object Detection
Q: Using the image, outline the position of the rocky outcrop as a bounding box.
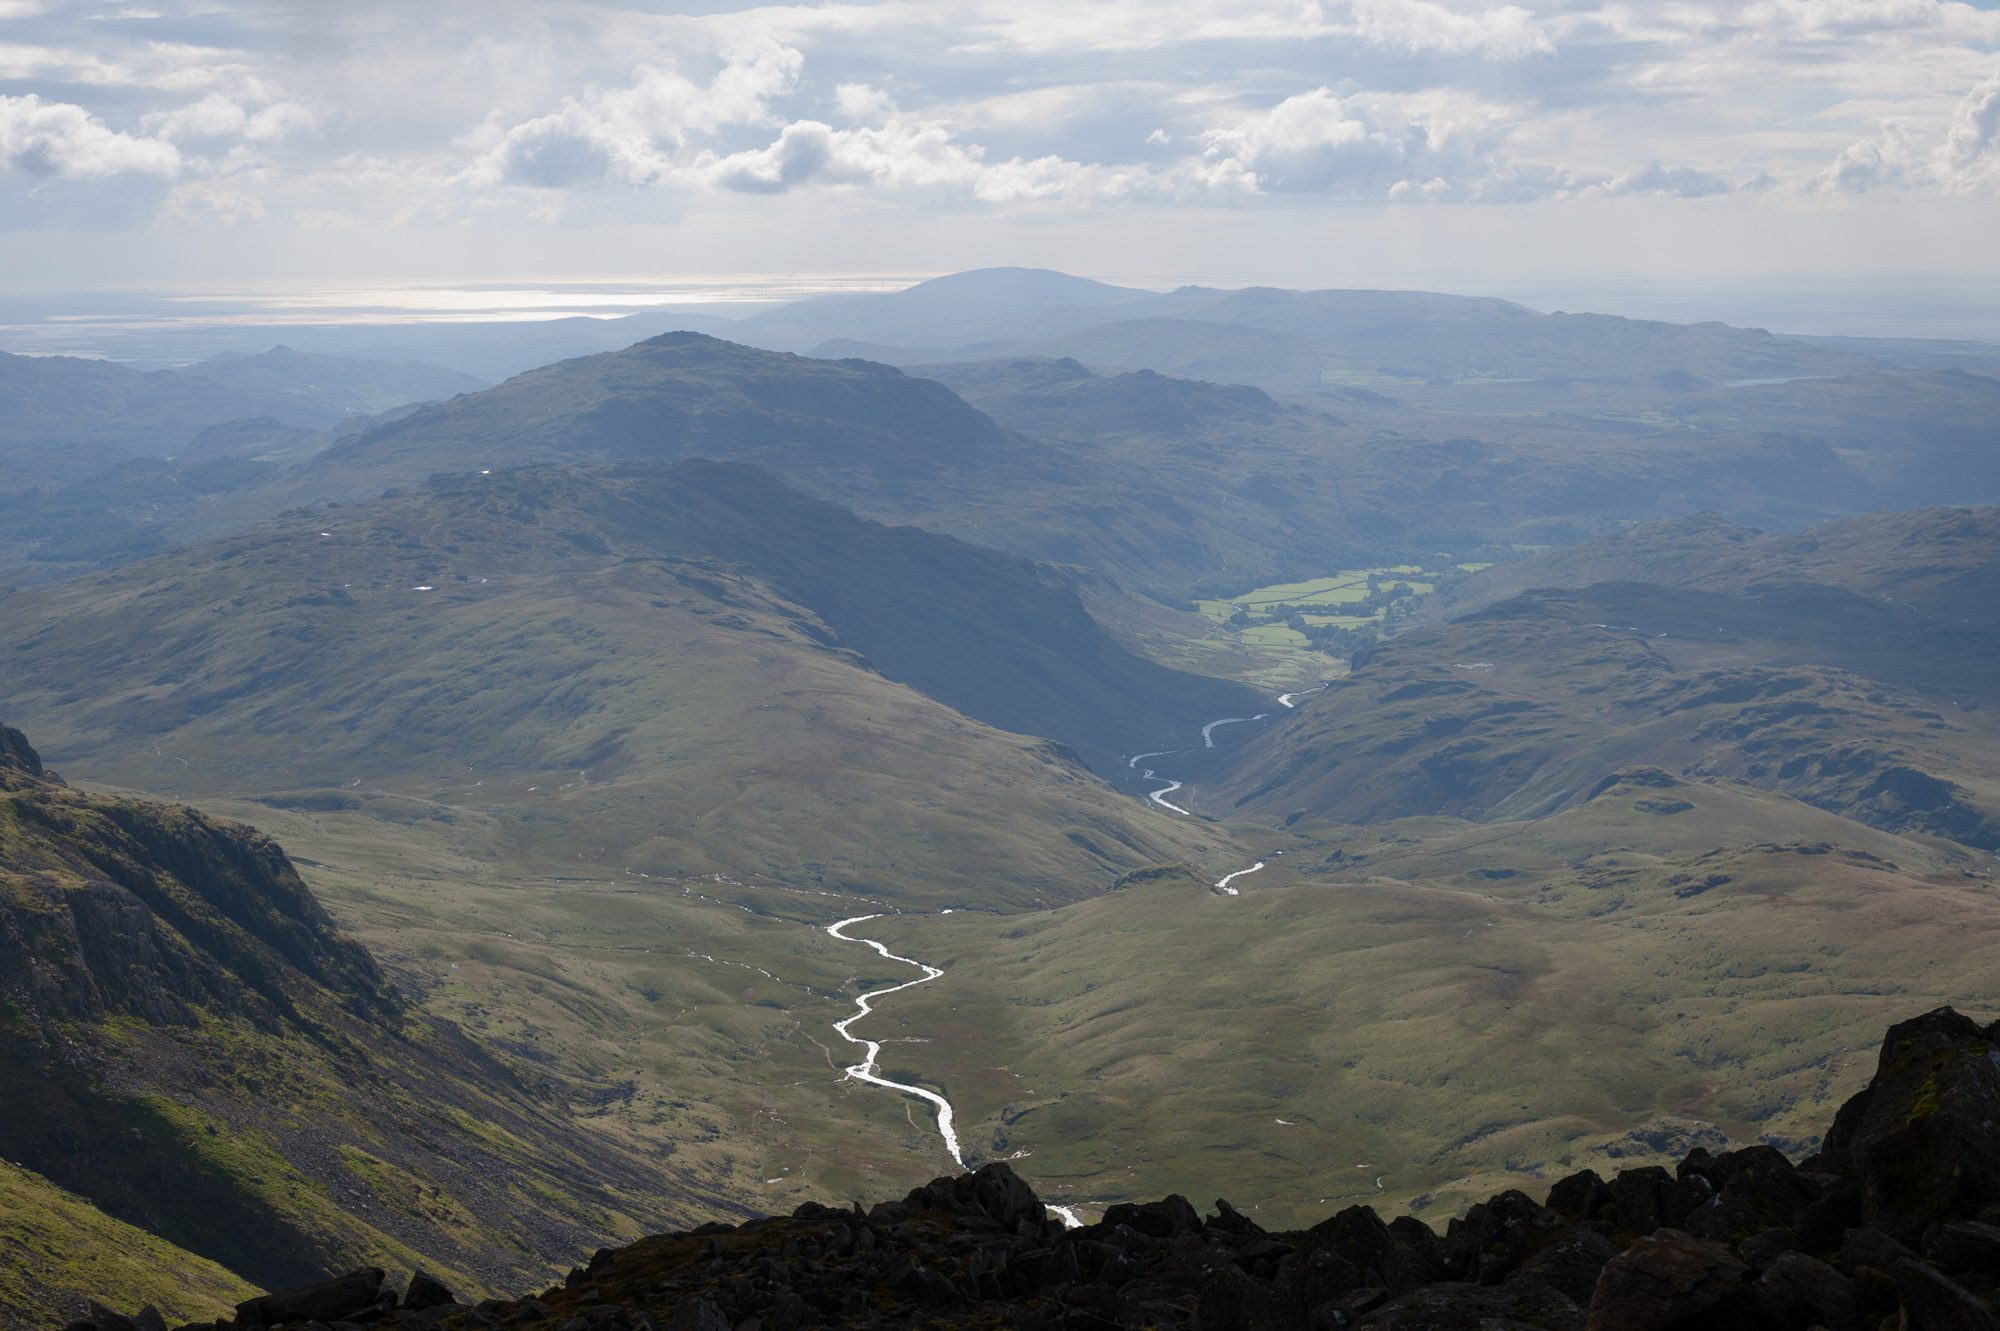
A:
[1,723,46,776]
[66,1006,2000,1331]
[0,725,737,1304]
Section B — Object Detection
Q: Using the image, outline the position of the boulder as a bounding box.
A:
[236,1271,387,1328]
[1583,1229,1757,1331]
[1102,1194,1203,1239]
[1544,1170,1611,1223]
[1752,1251,1863,1331]
[1931,1220,2000,1287]
[1357,1277,1584,1331]
[1815,1007,2000,1243]
[1445,1190,1565,1284]
[398,1274,457,1312]
[1507,1225,1619,1306]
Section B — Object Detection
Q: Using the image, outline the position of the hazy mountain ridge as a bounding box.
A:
[733,268,1887,391]
[0,347,484,474]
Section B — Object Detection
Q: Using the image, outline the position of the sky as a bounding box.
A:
[1,0,1998,308]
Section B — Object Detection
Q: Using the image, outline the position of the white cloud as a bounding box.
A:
[1349,0,1555,59]
[948,0,1552,58]
[1598,159,1733,197]
[466,40,804,189]
[141,92,315,144]
[0,39,245,91]
[833,81,898,121]
[0,92,178,178]
[1199,86,1503,196]
[692,112,1256,205]
[1941,66,2000,176]
[1806,66,2000,192]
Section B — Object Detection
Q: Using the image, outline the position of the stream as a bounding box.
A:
[821,681,1329,1215]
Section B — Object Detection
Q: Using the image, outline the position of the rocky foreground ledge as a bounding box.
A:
[69,1008,2000,1331]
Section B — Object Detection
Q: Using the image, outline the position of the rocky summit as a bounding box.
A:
[63,1007,2000,1331]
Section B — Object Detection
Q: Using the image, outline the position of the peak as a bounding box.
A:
[0,723,45,777]
[901,267,1141,304]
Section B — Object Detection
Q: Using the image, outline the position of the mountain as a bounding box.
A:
[0,460,1253,895]
[293,333,1012,504]
[1179,506,1999,835]
[1432,507,2000,705]
[7,315,1982,600]
[0,724,732,1317]
[63,1008,2000,1331]
[727,274,1887,394]
[733,267,1151,353]
[164,347,487,421]
[0,348,486,483]
[1194,586,1998,844]
[1438,506,2000,627]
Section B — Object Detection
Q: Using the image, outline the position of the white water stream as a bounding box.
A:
[819,682,1328,1220]
[1213,861,1267,895]
[825,914,964,1168]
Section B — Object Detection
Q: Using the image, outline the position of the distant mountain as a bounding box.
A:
[726,272,1887,393]
[733,267,1151,352]
[1434,507,2000,702]
[167,346,487,418]
[0,347,487,492]
[1191,508,2000,847]
[298,332,1010,501]
[0,461,1252,904]
[0,724,720,1312]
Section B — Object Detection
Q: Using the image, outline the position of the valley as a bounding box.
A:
[3,268,1998,1329]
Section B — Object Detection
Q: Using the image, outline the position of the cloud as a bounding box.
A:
[0,92,178,177]
[691,110,1255,205]
[466,40,804,189]
[141,91,316,144]
[946,0,1552,58]
[1599,160,1733,198]
[1198,86,1503,196]
[1941,66,2000,174]
[833,82,898,121]
[1349,0,1555,59]
[1806,66,2000,193]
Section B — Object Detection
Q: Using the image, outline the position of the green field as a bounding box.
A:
[1194,564,1461,653]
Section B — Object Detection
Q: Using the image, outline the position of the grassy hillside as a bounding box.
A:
[0,1159,257,1331]
[1437,506,2000,632]
[862,774,2000,1226]
[0,460,1254,830]
[1194,590,2000,846]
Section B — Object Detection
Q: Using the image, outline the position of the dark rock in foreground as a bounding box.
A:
[66,1008,2000,1330]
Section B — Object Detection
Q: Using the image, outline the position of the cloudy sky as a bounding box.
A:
[3,0,1998,296]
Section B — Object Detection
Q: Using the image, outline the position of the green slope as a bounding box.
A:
[0,1159,257,1331]
[0,462,1253,873]
[864,774,2000,1226]
[1195,583,2000,847]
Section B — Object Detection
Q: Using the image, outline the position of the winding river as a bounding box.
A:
[825,914,964,1169]
[821,681,1329,1212]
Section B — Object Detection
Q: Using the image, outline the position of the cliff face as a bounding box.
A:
[1,736,393,1043]
[70,1007,2000,1331]
[0,725,735,1315]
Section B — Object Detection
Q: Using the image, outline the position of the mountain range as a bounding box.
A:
[3,269,1997,1329]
